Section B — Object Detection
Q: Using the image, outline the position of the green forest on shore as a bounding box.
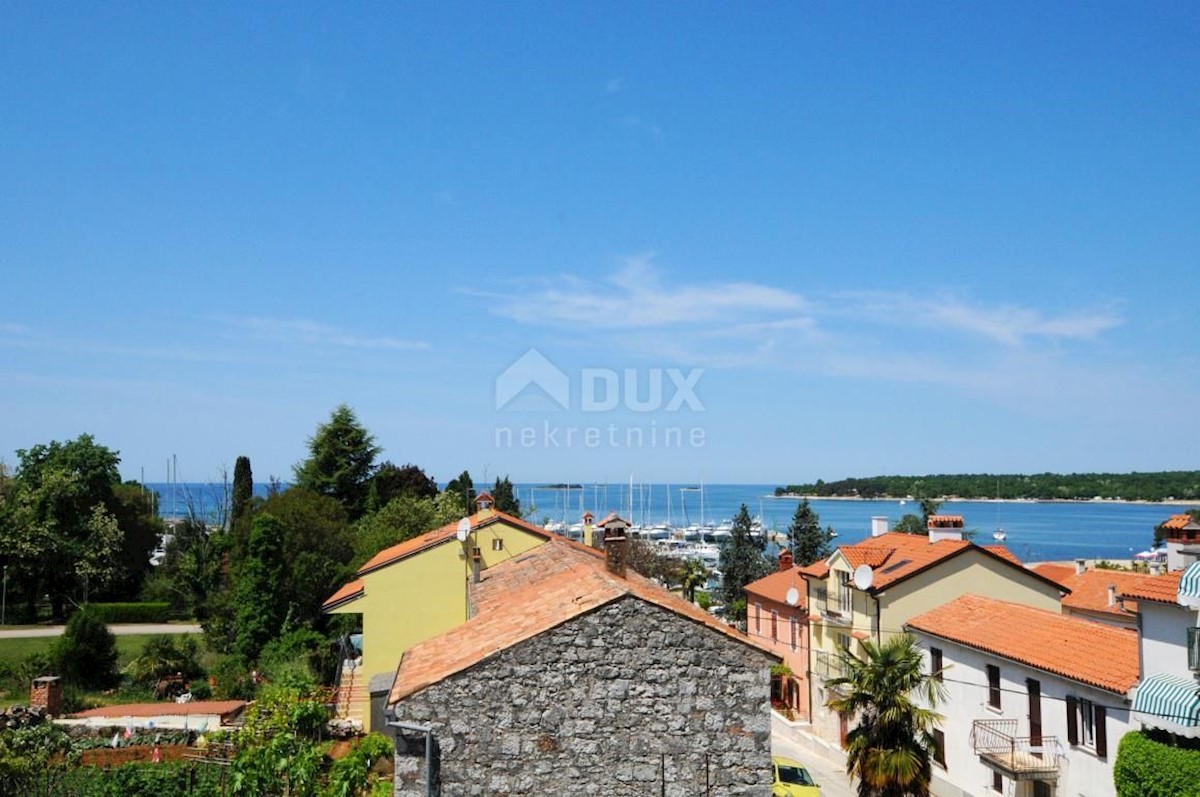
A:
[775,471,1200,502]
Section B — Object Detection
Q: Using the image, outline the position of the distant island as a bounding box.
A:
[775,471,1200,503]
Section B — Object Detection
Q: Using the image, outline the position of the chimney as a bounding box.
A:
[583,511,595,548]
[30,676,62,717]
[1075,558,1087,575]
[472,546,482,583]
[779,549,794,572]
[870,517,889,537]
[601,515,630,578]
[475,492,494,512]
[1107,584,1117,607]
[927,515,965,544]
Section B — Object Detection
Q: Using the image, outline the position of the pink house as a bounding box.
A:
[745,550,810,718]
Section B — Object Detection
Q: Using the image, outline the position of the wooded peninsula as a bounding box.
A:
[774,471,1200,503]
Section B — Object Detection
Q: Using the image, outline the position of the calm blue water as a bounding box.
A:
[148,482,1190,564]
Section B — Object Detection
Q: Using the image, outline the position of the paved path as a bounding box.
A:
[773,727,855,797]
[0,623,202,639]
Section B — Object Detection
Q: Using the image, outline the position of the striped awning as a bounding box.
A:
[1178,562,1200,609]
[1133,673,1200,738]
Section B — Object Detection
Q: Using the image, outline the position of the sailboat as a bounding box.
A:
[992,480,1007,541]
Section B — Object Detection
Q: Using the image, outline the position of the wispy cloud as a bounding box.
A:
[604,77,624,94]
[232,318,430,351]
[835,291,1122,345]
[485,255,808,330]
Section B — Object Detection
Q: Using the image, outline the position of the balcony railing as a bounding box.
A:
[811,587,852,625]
[970,719,1060,781]
[813,650,851,682]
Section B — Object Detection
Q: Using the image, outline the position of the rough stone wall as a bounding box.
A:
[392,596,777,796]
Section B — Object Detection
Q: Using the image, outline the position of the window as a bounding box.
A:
[755,602,762,633]
[1033,782,1052,797]
[992,771,1002,792]
[1189,626,1200,671]
[1067,696,1109,758]
[770,610,778,640]
[986,665,1001,709]
[790,618,798,651]
[932,729,946,768]
[491,538,503,551]
[839,572,853,613]
[930,647,943,681]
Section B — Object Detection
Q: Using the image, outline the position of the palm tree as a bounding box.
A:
[680,559,709,603]
[826,633,945,797]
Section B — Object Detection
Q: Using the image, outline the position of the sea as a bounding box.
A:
[146,482,1191,565]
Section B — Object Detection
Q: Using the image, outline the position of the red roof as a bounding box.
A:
[745,566,808,609]
[389,536,777,704]
[1118,571,1183,605]
[797,560,830,579]
[72,701,247,720]
[1162,514,1200,531]
[321,578,364,610]
[596,512,628,527]
[906,595,1139,695]
[355,508,552,575]
[1031,564,1163,618]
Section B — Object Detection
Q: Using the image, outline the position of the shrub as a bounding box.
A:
[260,628,335,684]
[696,591,712,610]
[1115,730,1200,796]
[84,602,171,623]
[326,733,394,797]
[124,635,205,686]
[209,657,256,701]
[53,608,119,690]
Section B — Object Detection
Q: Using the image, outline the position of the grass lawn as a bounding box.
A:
[0,633,200,708]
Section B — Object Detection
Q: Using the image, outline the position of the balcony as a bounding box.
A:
[970,719,1059,781]
[813,650,851,683]
[812,588,852,626]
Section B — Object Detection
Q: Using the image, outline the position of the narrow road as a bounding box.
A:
[773,732,855,797]
[0,623,202,639]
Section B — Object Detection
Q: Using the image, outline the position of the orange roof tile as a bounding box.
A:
[1118,571,1183,604]
[832,533,1058,593]
[927,515,964,527]
[1030,564,1164,618]
[906,595,1139,694]
[72,701,247,719]
[389,536,777,704]
[356,508,553,575]
[745,567,808,609]
[321,578,364,610]
[798,560,830,579]
[1162,514,1200,531]
[596,512,627,527]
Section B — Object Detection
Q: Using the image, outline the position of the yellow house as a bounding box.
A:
[798,516,1067,745]
[322,492,556,729]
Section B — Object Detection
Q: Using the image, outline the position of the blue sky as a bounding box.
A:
[1,2,1197,485]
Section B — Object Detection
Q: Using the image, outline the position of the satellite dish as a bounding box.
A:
[853,564,874,590]
[456,518,471,543]
[785,587,800,607]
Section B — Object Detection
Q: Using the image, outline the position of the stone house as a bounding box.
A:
[906,595,1139,797]
[386,516,780,796]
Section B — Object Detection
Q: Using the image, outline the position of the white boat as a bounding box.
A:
[993,530,1007,541]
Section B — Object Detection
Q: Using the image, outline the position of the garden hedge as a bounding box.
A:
[1114,730,1200,797]
[81,603,171,624]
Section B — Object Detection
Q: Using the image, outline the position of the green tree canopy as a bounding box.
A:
[231,455,254,526]
[367,461,437,511]
[292,405,381,521]
[444,470,476,516]
[234,513,288,663]
[827,633,945,797]
[719,504,770,623]
[491,475,521,516]
[352,492,459,570]
[788,498,834,566]
[53,606,120,690]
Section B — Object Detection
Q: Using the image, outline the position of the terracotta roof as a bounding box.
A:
[830,533,1057,593]
[389,536,777,704]
[927,515,964,527]
[1118,571,1183,604]
[745,566,809,609]
[906,595,1139,695]
[1162,514,1200,531]
[321,578,364,610]
[1030,564,1163,618]
[798,560,830,579]
[596,512,627,527]
[355,508,552,575]
[72,701,247,719]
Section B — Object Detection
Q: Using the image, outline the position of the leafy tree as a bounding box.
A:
[367,462,438,511]
[352,493,459,570]
[231,456,254,526]
[827,633,945,797]
[491,475,521,516]
[234,513,288,663]
[444,470,476,516]
[293,405,381,520]
[227,683,327,796]
[124,634,205,686]
[108,482,164,595]
[627,539,683,585]
[893,515,925,535]
[919,497,943,527]
[145,515,223,619]
[53,606,119,690]
[788,498,835,566]
[0,724,78,793]
[719,504,771,623]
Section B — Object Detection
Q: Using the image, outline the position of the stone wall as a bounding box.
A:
[391,595,777,796]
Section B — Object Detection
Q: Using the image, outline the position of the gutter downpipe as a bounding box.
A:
[388,718,434,797]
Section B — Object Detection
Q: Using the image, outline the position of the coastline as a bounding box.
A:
[765,493,1198,507]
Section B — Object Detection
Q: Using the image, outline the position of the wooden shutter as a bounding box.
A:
[1027,678,1042,747]
[1066,695,1078,745]
[1095,705,1108,758]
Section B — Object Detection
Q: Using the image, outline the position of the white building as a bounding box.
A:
[906,594,1140,797]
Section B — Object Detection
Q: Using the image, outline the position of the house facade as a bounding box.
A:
[802,518,1067,745]
[321,493,555,728]
[387,518,780,796]
[907,595,1139,797]
[1161,513,1200,572]
[744,550,811,718]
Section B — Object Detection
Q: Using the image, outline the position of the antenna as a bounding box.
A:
[853,564,874,591]
[456,517,471,543]
[785,587,800,607]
